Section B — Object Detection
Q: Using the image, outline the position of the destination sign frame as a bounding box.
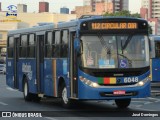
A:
[91,22,137,30]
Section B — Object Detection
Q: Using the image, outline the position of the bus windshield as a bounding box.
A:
[80,34,150,69]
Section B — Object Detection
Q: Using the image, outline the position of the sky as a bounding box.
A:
[0,0,141,13]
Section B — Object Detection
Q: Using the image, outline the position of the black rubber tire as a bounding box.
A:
[115,99,131,108]
[60,83,73,108]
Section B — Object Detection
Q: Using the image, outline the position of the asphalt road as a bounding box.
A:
[0,74,160,120]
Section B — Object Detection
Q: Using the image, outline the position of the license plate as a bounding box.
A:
[113,90,126,95]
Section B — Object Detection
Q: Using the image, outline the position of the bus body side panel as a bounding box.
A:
[6,59,14,88]
[18,59,37,93]
[56,58,69,97]
[45,58,69,97]
[43,59,54,96]
[78,69,150,100]
[151,58,160,82]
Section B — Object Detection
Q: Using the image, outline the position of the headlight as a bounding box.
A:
[79,76,100,88]
[136,78,150,86]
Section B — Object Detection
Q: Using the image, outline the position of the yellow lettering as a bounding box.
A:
[91,22,137,30]
[92,23,96,29]
[128,23,137,29]
[102,23,106,29]
[121,23,127,29]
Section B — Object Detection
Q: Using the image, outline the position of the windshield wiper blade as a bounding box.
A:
[97,33,111,54]
[122,35,132,50]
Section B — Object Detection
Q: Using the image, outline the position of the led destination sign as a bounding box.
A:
[91,22,137,30]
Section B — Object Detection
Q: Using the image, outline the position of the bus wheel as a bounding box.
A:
[115,99,131,108]
[60,84,72,108]
[23,80,32,101]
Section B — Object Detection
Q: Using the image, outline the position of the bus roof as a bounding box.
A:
[8,16,147,35]
[8,23,55,35]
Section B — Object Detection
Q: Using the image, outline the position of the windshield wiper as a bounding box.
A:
[122,35,133,51]
[97,33,111,55]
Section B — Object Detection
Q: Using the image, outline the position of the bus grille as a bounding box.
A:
[93,71,142,77]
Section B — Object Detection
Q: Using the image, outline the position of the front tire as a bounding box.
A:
[115,99,131,108]
[60,83,73,108]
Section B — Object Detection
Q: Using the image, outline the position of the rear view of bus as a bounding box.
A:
[75,17,150,108]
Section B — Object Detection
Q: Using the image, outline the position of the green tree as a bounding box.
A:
[103,10,131,17]
[148,25,152,34]
[131,13,141,18]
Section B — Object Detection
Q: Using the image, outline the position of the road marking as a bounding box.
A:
[136,105,143,108]
[130,105,143,108]
[134,107,155,111]
[148,97,160,102]
[0,101,8,106]
[143,102,153,105]
[131,100,148,103]
[148,97,160,100]
[45,117,58,120]
[6,87,18,91]
[155,100,160,103]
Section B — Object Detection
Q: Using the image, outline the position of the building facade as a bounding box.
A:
[17,4,27,13]
[76,0,129,18]
[83,0,91,6]
[39,2,49,13]
[0,2,1,11]
[83,0,128,12]
[140,0,160,35]
[141,0,160,18]
[60,7,69,14]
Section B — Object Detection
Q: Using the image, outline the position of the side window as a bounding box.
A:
[7,37,14,58]
[52,31,60,58]
[155,42,160,58]
[60,30,69,57]
[45,32,52,58]
[19,35,27,58]
[28,34,36,58]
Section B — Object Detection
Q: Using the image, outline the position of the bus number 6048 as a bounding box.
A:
[124,77,139,83]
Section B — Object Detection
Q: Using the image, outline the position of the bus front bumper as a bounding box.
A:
[78,78,151,100]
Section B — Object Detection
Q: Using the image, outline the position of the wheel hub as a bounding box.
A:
[24,83,28,97]
[62,87,68,104]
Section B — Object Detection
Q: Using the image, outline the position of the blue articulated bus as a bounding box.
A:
[150,35,160,83]
[6,17,151,108]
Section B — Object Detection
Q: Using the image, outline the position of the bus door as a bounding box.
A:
[70,32,78,98]
[36,35,45,93]
[152,41,160,82]
[13,36,20,89]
